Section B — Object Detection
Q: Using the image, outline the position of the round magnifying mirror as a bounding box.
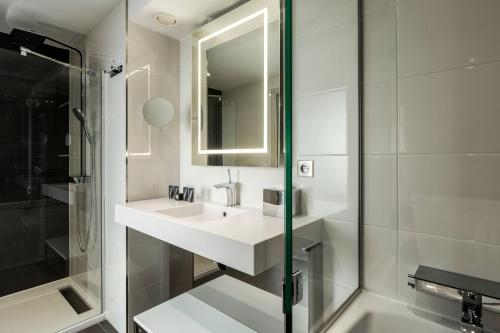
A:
[142,97,174,128]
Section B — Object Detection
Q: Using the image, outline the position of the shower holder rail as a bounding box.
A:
[105,64,123,78]
[408,266,500,333]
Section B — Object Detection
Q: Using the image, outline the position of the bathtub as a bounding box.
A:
[328,292,463,333]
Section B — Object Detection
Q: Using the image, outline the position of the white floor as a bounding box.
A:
[0,277,100,333]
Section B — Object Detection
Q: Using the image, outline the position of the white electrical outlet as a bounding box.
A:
[297,160,313,177]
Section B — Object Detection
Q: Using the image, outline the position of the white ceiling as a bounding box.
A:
[129,0,249,41]
[0,0,121,43]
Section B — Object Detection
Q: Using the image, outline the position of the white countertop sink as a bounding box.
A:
[158,202,247,223]
[115,197,320,275]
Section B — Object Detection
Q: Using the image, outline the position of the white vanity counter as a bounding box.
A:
[115,197,320,275]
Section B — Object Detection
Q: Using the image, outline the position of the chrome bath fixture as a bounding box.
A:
[72,108,95,253]
[408,266,500,333]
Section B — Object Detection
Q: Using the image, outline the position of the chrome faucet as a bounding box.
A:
[460,291,483,333]
[408,266,487,333]
[214,169,238,206]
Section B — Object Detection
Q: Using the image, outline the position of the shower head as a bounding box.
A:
[72,107,87,124]
[10,29,46,50]
[10,28,84,66]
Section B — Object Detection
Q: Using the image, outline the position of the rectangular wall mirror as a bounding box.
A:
[192,0,281,167]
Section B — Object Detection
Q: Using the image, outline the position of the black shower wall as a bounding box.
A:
[0,32,70,296]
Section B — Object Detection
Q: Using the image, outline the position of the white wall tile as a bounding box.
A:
[296,88,358,156]
[364,80,397,154]
[322,219,358,319]
[294,21,358,95]
[294,0,356,37]
[294,155,358,222]
[399,62,500,154]
[399,155,500,246]
[364,155,397,229]
[398,0,500,77]
[362,0,397,16]
[364,225,398,298]
[323,219,359,290]
[363,7,397,84]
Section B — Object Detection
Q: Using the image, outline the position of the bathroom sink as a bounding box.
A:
[158,202,247,222]
[116,198,321,275]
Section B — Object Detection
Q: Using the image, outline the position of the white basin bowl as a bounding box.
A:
[344,313,458,333]
[329,292,463,333]
[158,202,247,222]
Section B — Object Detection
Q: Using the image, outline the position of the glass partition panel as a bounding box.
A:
[286,0,361,331]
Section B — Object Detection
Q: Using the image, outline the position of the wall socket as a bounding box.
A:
[297,160,314,177]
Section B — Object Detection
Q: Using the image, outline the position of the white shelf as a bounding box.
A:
[135,275,308,333]
[45,236,69,261]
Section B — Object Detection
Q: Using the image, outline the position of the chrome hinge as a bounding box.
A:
[282,269,303,313]
[291,270,303,305]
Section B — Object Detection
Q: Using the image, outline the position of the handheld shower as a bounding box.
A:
[72,107,94,253]
[72,108,93,145]
[72,107,86,123]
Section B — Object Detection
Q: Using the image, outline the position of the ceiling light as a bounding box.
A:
[153,12,179,27]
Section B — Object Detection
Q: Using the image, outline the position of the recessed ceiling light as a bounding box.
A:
[153,12,179,27]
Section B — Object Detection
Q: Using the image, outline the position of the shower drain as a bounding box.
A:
[59,287,91,314]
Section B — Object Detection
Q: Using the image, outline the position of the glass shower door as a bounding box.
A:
[283,0,361,331]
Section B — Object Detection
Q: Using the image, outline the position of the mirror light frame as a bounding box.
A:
[197,7,268,155]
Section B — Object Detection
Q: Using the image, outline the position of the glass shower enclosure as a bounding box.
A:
[0,30,103,331]
[284,0,361,331]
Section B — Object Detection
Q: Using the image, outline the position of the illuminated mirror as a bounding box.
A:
[192,0,280,167]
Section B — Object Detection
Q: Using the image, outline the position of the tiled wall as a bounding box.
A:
[127,23,180,201]
[292,0,360,320]
[363,0,500,323]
